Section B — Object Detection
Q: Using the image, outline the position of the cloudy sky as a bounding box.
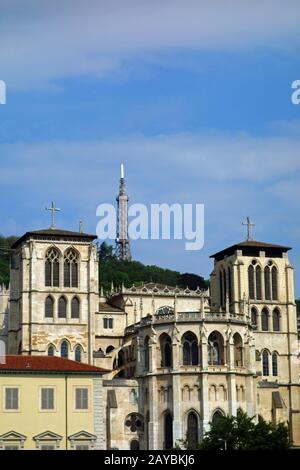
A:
[0,1,300,294]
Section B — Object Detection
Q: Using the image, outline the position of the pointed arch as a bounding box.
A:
[45,295,54,318]
[272,352,278,376]
[186,410,199,446]
[264,266,271,300]
[248,265,255,299]
[60,339,70,359]
[182,331,199,366]
[71,296,80,319]
[47,344,55,356]
[262,349,269,376]
[163,411,173,450]
[211,408,225,426]
[208,331,224,365]
[75,344,82,362]
[233,333,243,367]
[261,307,269,331]
[251,307,258,327]
[159,333,172,368]
[64,248,79,288]
[45,247,60,287]
[272,266,278,300]
[272,308,280,331]
[58,296,67,318]
[255,265,262,300]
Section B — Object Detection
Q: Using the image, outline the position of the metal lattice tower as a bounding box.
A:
[115,164,131,261]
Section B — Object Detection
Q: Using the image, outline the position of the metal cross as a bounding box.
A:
[45,201,61,229]
[242,217,255,241]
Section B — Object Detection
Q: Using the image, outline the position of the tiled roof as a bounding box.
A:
[210,240,291,260]
[12,228,97,248]
[98,302,123,313]
[0,356,108,374]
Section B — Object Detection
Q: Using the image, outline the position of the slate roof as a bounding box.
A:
[12,228,97,248]
[210,240,291,261]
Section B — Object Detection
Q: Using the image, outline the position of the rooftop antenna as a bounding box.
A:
[115,164,131,261]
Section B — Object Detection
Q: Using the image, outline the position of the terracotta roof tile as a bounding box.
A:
[0,356,109,374]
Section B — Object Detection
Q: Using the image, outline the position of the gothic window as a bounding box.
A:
[272,266,278,300]
[60,340,69,359]
[233,333,243,367]
[58,296,67,318]
[64,249,79,288]
[248,265,255,300]
[255,266,262,300]
[144,336,150,371]
[212,410,224,426]
[125,413,144,433]
[262,350,269,376]
[45,296,54,318]
[219,270,224,307]
[45,248,60,287]
[272,308,280,331]
[47,345,54,356]
[261,308,269,331]
[160,334,172,368]
[182,332,198,366]
[103,317,113,329]
[75,345,82,362]
[272,352,278,376]
[130,440,139,450]
[251,307,258,327]
[164,413,173,450]
[187,411,198,446]
[208,332,224,365]
[228,267,232,304]
[71,297,80,319]
[264,267,271,300]
[155,306,174,318]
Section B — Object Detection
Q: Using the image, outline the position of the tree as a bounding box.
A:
[178,410,290,450]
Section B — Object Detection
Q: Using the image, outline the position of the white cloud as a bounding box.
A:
[1,0,300,90]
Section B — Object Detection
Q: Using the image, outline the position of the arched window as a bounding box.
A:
[45,296,54,318]
[182,332,198,366]
[264,267,271,300]
[208,332,224,365]
[164,413,173,450]
[60,340,69,359]
[160,334,172,368]
[272,266,278,300]
[64,249,79,288]
[251,307,258,327]
[75,345,82,362]
[187,411,198,446]
[58,296,67,318]
[228,267,232,304]
[212,410,224,426]
[71,297,80,319]
[106,345,115,355]
[130,440,139,451]
[233,333,243,367]
[272,308,280,331]
[248,265,255,299]
[47,345,54,356]
[261,308,269,331]
[272,352,278,376]
[262,350,269,376]
[144,336,150,371]
[219,270,224,307]
[255,266,262,300]
[45,248,60,287]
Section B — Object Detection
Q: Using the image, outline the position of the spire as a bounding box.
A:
[115,163,131,261]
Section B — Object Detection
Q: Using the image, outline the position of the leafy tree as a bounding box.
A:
[178,411,290,450]
[0,235,18,285]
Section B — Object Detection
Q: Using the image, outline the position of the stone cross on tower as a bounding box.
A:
[45,201,61,229]
[242,216,255,241]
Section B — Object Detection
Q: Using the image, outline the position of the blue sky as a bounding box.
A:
[0,1,300,294]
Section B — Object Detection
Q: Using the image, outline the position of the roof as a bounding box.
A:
[0,356,109,375]
[210,240,291,261]
[12,228,97,248]
[98,302,123,313]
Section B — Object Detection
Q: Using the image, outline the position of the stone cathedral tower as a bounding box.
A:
[8,227,99,364]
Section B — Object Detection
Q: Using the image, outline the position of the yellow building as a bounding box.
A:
[0,356,107,450]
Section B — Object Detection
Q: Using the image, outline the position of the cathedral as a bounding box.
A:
[0,169,299,450]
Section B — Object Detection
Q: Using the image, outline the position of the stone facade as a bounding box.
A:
[2,229,300,449]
